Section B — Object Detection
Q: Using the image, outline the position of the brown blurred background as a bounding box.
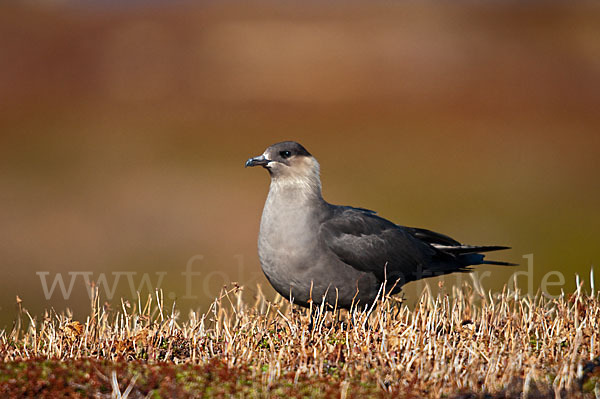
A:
[1,2,599,328]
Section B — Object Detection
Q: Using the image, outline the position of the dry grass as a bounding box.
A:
[1,278,600,398]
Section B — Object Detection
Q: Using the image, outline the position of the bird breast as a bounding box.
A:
[258,187,322,277]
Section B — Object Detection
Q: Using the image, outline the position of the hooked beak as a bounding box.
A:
[245,155,270,168]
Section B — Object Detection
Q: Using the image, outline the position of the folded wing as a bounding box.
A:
[319,206,444,284]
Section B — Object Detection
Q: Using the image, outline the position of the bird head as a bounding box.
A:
[245,141,316,176]
[246,141,322,196]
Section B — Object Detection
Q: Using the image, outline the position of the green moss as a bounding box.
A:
[582,377,599,392]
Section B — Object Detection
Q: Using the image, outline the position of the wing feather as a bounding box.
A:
[319,206,436,281]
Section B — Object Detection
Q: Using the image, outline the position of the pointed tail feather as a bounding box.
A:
[432,244,511,254]
[482,260,519,266]
[435,245,515,267]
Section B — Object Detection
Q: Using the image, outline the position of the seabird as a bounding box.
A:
[246,141,513,309]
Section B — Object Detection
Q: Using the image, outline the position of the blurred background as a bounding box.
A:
[1,1,599,328]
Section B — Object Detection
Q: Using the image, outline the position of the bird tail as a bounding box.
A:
[432,244,511,254]
[432,244,517,267]
[482,259,519,266]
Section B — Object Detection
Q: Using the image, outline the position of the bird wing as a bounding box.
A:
[408,227,462,246]
[319,206,438,282]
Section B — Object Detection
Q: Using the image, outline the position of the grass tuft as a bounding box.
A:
[1,282,599,398]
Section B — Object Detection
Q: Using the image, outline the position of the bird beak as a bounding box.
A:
[245,155,270,168]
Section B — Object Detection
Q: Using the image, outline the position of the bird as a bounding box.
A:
[245,141,513,310]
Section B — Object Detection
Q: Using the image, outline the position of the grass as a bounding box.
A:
[1,279,599,398]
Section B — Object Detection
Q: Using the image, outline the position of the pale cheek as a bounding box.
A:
[269,163,291,173]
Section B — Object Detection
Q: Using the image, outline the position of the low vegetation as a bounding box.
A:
[1,279,599,398]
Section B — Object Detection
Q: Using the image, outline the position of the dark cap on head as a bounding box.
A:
[266,141,312,158]
[245,141,312,168]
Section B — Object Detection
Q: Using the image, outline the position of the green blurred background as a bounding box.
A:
[1,2,599,328]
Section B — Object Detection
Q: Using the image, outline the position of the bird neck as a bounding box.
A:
[261,172,326,245]
[268,173,324,204]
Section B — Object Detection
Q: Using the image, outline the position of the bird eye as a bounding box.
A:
[279,150,292,159]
